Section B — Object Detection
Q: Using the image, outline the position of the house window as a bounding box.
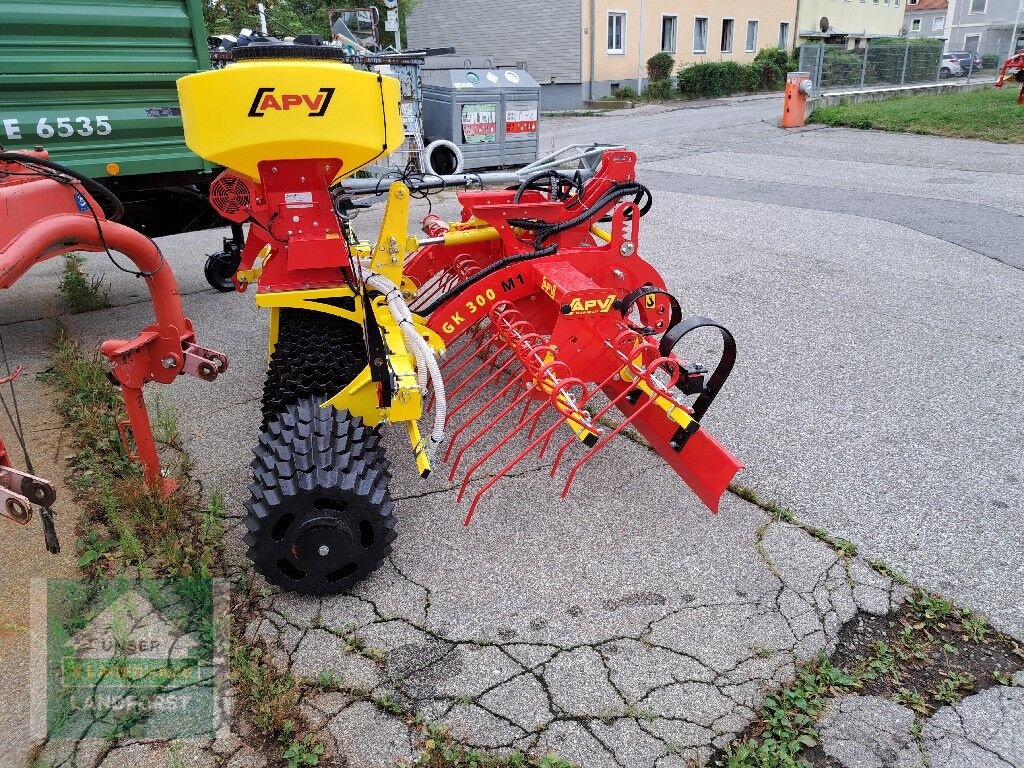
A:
[911,18,922,31]
[909,0,918,4]
[693,17,709,53]
[721,19,735,53]
[661,15,678,52]
[778,22,790,48]
[933,15,944,29]
[969,0,986,12]
[964,33,981,51]
[745,20,758,52]
[607,12,626,54]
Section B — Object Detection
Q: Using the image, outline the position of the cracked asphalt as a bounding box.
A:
[4,94,1023,767]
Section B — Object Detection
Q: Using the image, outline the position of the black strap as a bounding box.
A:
[615,285,681,336]
[659,316,736,421]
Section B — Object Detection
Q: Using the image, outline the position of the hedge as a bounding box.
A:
[677,49,796,98]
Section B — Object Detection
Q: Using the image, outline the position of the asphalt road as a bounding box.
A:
[545,97,1024,638]
[3,93,1023,767]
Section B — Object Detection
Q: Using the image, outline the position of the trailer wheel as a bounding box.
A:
[261,308,368,426]
[245,400,395,595]
[205,251,240,292]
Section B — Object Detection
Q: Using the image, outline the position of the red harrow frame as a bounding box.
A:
[0,150,226,549]
[405,150,742,521]
[996,51,1024,104]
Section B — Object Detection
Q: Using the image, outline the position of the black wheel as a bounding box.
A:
[205,251,241,292]
[261,306,368,427]
[244,399,396,595]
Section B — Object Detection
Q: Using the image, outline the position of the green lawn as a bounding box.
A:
[808,86,1024,143]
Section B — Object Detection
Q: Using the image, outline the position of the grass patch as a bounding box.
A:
[808,87,1024,143]
[46,330,223,578]
[406,721,575,767]
[58,253,111,313]
[713,588,1024,767]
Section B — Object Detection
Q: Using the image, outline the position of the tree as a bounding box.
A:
[203,0,421,42]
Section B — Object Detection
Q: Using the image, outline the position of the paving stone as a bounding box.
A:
[351,560,430,623]
[441,703,527,748]
[384,639,461,700]
[544,647,624,717]
[307,690,354,716]
[477,672,553,731]
[535,721,619,768]
[817,694,923,768]
[642,681,737,728]
[849,558,903,617]
[290,629,382,690]
[433,643,525,699]
[923,683,1024,768]
[602,638,715,703]
[328,701,414,768]
[225,745,270,768]
[502,643,559,670]
[589,718,668,768]
[315,593,379,634]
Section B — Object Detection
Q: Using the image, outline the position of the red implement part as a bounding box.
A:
[0,150,227,491]
[996,52,1024,105]
[206,159,352,293]
[415,150,743,519]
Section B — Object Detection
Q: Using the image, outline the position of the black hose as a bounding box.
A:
[0,152,125,221]
[420,244,558,316]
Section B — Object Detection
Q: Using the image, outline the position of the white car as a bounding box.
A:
[940,54,964,78]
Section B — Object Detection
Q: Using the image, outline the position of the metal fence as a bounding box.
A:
[799,43,946,93]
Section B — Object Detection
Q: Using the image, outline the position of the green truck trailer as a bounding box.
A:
[0,0,220,236]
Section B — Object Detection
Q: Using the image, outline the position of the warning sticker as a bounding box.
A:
[461,103,497,144]
[284,191,314,209]
[505,101,538,135]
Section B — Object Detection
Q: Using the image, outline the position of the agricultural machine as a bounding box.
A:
[996,51,1024,104]
[0,149,227,551]
[176,46,743,595]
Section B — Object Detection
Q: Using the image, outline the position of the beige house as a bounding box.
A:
[585,0,799,94]
[795,0,907,44]
[407,0,799,108]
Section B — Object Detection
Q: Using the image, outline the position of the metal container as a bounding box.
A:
[0,0,212,181]
[420,65,540,170]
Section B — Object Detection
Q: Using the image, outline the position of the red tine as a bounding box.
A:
[455,355,573,500]
[450,379,535,486]
[550,331,658,477]
[445,371,525,472]
[463,375,591,524]
[559,356,682,497]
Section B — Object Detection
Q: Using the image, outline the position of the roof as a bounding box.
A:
[905,0,948,11]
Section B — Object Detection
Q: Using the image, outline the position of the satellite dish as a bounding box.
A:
[820,16,830,33]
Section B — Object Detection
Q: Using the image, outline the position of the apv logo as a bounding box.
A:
[567,295,617,315]
[248,87,336,117]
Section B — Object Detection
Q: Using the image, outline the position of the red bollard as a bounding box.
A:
[782,72,814,128]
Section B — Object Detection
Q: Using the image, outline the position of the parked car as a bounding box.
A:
[940,54,963,78]
[947,51,984,74]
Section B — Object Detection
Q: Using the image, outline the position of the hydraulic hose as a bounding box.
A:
[363,270,447,443]
[0,152,125,222]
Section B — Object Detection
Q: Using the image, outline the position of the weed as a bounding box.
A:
[960,612,989,643]
[865,559,909,586]
[59,253,110,313]
[230,643,301,738]
[892,687,930,715]
[375,692,406,716]
[932,671,975,704]
[993,670,1014,686]
[410,719,576,767]
[716,654,860,767]
[282,735,325,768]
